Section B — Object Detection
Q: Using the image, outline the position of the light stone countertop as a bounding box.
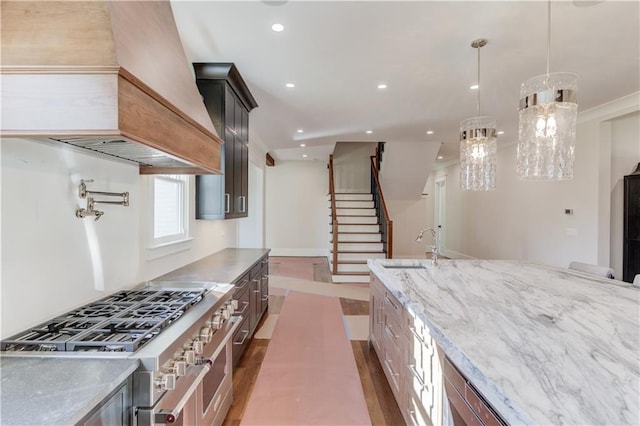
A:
[0,357,139,425]
[154,248,270,283]
[368,258,640,426]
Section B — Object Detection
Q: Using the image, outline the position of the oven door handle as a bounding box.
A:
[155,362,211,424]
[154,318,241,424]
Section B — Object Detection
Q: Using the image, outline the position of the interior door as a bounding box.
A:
[434,177,446,254]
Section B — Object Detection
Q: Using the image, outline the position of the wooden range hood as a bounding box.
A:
[0,1,223,174]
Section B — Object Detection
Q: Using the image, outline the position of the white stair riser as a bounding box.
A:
[331,233,382,242]
[335,216,378,224]
[337,242,383,251]
[335,208,376,216]
[330,194,373,201]
[332,274,370,283]
[336,252,386,261]
[328,200,374,209]
[329,224,380,233]
[330,263,370,273]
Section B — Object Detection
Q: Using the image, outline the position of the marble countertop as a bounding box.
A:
[0,357,139,425]
[368,258,640,425]
[155,248,270,284]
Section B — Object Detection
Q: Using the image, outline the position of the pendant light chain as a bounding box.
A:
[477,43,481,116]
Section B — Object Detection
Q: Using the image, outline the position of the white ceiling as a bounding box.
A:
[171,1,640,164]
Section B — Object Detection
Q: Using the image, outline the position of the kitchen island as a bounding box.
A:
[368,258,639,425]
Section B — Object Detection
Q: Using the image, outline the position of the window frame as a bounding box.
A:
[149,174,191,250]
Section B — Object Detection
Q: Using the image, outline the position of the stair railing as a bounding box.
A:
[370,155,393,259]
[329,155,339,274]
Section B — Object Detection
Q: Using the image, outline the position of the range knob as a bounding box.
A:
[199,326,213,344]
[184,349,196,365]
[172,360,186,376]
[209,314,223,330]
[222,305,232,320]
[155,373,176,391]
[193,339,205,354]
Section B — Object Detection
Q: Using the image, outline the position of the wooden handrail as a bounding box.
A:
[329,155,339,274]
[370,156,393,259]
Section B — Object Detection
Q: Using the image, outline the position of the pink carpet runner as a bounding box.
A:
[240,291,371,425]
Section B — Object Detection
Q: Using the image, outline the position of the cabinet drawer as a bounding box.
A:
[231,315,251,367]
[465,382,504,426]
[233,273,250,296]
[444,376,483,426]
[232,283,250,317]
[383,339,402,395]
[407,385,434,426]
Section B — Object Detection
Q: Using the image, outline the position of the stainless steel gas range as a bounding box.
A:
[1,281,239,426]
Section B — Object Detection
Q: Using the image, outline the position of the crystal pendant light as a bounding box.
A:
[517,0,578,180]
[460,39,497,191]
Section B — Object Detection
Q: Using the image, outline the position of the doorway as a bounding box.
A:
[434,176,446,255]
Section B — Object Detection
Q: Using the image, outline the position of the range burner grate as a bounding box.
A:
[1,288,207,352]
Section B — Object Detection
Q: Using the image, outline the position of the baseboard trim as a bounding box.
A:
[443,249,476,259]
[269,248,330,258]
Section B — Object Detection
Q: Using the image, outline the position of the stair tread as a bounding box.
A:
[330,250,385,253]
[330,241,382,244]
[332,223,380,226]
[329,231,381,234]
[331,272,370,276]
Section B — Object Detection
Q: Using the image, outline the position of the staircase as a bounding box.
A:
[329,192,385,283]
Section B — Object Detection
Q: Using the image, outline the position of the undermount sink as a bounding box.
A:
[383,265,427,269]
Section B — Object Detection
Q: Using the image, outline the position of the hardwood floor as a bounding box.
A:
[223,295,404,425]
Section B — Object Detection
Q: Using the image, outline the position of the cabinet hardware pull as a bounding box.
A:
[240,196,246,213]
[410,327,425,344]
[235,301,249,315]
[233,330,250,345]
[225,193,230,213]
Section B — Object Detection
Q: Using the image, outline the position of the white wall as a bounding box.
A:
[426,94,640,269]
[265,160,328,256]
[333,142,376,193]
[387,198,430,258]
[0,138,239,338]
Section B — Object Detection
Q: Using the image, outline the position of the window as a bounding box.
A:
[152,175,189,246]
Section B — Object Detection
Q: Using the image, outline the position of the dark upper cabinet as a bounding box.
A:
[193,63,258,220]
[623,163,640,282]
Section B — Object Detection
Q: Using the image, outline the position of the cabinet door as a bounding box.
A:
[232,135,247,216]
[223,129,234,216]
[241,107,249,140]
[240,140,249,215]
[82,382,129,426]
[234,98,243,135]
[624,175,640,282]
[224,85,236,133]
[195,143,225,220]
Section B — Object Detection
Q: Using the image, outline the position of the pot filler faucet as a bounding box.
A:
[416,228,438,266]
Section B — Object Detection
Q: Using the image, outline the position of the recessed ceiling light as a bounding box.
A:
[426,130,434,135]
[497,131,505,135]
[366,130,373,134]
[271,23,285,32]
[470,84,479,90]
[437,155,444,160]
[286,83,295,88]
[297,129,304,133]
[377,84,387,89]
[300,143,306,147]
[302,154,308,158]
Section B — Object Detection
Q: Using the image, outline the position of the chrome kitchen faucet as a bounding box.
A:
[416,228,439,266]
